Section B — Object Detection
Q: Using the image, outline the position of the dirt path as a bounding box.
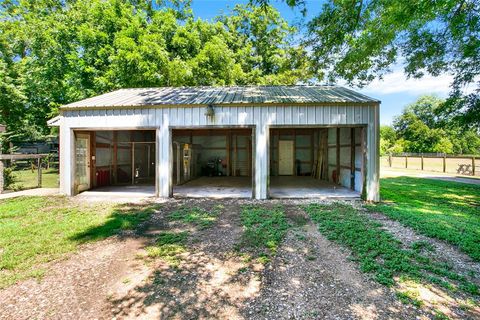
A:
[0,236,149,320]
[0,199,425,319]
[242,205,419,320]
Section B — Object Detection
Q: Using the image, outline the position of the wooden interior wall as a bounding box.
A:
[270,128,319,177]
[172,128,253,178]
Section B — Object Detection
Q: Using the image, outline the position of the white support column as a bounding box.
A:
[254,123,269,199]
[158,114,172,198]
[60,123,75,196]
[366,104,380,201]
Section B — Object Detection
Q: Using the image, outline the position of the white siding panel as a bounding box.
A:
[62,104,375,129]
[60,103,379,200]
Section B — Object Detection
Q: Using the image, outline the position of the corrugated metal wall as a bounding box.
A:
[59,104,379,200]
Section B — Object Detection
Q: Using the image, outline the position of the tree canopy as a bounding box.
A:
[257,0,480,129]
[0,0,311,143]
[381,95,480,155]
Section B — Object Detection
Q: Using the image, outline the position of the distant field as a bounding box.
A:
[381,156,479,176]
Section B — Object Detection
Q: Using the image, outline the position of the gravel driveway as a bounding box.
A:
[0,199,426,319]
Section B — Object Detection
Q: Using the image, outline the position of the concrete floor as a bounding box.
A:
[76,185,156,203]
[269,176,360,199]
[173,176,360,199]
[173,177,252,198]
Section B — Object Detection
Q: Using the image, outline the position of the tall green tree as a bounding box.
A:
[0,0,310,143]
[256,0,480,129]
[393,95,480,154]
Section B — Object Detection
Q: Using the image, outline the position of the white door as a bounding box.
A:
[75,133,90,192]
[278,140,294,175]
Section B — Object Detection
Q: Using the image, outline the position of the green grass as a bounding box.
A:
[239,205,290,258]
[304,203,478,296]
[8,168,59,190]
[169,205,222,229]
[370,177,480,261]
[0,196,157,288]
[145,231,188,267]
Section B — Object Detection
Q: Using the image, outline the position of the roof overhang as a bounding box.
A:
[47,116,61,127]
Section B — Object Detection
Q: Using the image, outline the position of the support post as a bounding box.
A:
[336,127,340,184]
[421,155,424,171]
[37,157,42,188]
[443,155,446,173]
[389,154,392,167]
[254,124,268,199]
[60,126,75,196]
[366,105,380,202]
[350,127,355,190]
[158,114,172,198]
[472,157,476,176]
[405,156,408,169]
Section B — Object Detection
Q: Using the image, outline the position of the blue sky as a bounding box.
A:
[190,0,453,125]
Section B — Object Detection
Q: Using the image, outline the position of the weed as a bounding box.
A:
[239,205,290,257]
[145,231,189,267]
[396,291,423,308]
[410,240,435,253]
[169,205,220,229]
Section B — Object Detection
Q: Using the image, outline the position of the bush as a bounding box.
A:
[2,165,17,189]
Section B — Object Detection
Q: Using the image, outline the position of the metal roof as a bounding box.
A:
[61,85,379,109]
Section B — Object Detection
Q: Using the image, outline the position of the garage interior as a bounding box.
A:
[172,128,253,198]
[269,127,364,199]
[74,130,156,196]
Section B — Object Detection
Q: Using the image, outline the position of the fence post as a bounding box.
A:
[405,156,408,169]
[37,157,42,188]
[443,155,446,173]
[473,157,476,176]
[421,155,424,171]
[0,160,3,194]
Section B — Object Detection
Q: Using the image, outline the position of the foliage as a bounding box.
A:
[2,166,17,189]
[382,95,480,154]
[0,196,157,288]
[258,0,480,128]
[305,203,478,295]
[239,205,290,258]
[0,1,310,143]
[370,176,480,261]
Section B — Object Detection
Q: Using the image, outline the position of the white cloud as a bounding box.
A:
[361,69,453,96]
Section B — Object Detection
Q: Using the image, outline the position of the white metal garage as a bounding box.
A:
[55,86,380,201]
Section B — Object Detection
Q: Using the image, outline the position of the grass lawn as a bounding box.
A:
[9,168,59,190]
[305,203,478,317]
[370,176,480,261]
[0,196,158,289]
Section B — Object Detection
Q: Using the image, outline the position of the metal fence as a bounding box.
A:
[381,154,479,176]
[0,153,59,193]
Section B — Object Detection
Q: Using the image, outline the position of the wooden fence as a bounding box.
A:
[381,155,480,177]
[0,154,51,193]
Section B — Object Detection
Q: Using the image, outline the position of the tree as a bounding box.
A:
[392,95,480,154]
[0,0,310,143]
[255,0,480,128]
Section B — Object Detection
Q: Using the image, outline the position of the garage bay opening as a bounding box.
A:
[269,127,364,199]
[73,130,156,196]
[172,128,253,198]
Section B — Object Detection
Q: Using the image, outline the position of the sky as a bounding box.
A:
[190,0,453,125]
